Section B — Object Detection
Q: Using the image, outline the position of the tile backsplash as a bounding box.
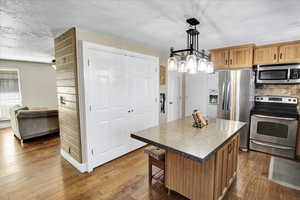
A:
[255,84,300,111]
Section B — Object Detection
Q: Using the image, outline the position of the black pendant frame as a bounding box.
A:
[170,18,210,61]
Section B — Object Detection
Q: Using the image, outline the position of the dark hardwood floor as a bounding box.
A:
[0,128,299,200]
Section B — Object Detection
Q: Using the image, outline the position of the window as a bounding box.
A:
[0,69,21,120]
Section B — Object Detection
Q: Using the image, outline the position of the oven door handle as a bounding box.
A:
[251,140,294,150]
[253,114,297,121]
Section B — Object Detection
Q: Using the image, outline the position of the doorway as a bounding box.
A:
[167,72,183,122]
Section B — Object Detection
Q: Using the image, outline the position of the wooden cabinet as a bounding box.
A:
[279,42,300,63]
[165,151,215,200]
[229,46,254,68]
[211,49,229,70]
[165,133,240,200]
[297,122,300,160]
[254,46,278,65]
[214,133,240,200]
[254,41,300,65]
[211,44,254,70]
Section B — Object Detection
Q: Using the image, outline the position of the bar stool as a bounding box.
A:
[144,146,166,184]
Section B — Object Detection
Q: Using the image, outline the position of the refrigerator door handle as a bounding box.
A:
[226,82,231,111]
[222,82,226,110]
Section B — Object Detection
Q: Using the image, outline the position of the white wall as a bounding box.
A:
[185,72,208,117]
[185,72,219,118]
[0,59,57,108]
[76,28,168,65]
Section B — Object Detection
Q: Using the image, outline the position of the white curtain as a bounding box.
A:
[0,71,21,120]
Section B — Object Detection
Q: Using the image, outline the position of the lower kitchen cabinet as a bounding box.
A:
[297,122,300,159]
[214,133,239,200]
[165,133,240,200]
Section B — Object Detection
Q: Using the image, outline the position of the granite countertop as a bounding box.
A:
[131,117,246,163]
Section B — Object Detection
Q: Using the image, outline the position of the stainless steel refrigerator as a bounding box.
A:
[217,68,255,151]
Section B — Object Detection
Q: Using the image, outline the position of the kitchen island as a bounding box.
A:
[131,117,246,200]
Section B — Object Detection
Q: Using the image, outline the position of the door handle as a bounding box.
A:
[253,114,296,121]
[169,102,173,104]
[226,82,231,111]
[251,140,294,150]
[222,83,226,110]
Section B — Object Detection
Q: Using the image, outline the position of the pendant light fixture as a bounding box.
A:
[167,56,178,71]
[167,18,213,74]
[186,54,197,74]
[178,54,187,73]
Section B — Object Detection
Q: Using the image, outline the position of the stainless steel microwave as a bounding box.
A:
[256,64,300,84]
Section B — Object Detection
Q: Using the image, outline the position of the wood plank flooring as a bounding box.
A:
[0,128,300,200]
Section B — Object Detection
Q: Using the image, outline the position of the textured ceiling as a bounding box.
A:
[1,0,300,63]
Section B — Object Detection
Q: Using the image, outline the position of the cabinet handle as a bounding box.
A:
[273,54,276,60]
[225,60,228,65]
[230,59,232,65]
[280,53,282,59]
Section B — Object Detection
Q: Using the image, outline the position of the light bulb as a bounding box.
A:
[186,54,197,74]
[197,58,206,72]
[207,62,214,73]
[178,60,187,73]
[168,56,178,71]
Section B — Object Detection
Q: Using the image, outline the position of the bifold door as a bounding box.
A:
[83,44,159,169]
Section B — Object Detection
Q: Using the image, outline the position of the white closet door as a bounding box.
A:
[83,43,159,169]
[88,50,130,168]
[126,56,157,150]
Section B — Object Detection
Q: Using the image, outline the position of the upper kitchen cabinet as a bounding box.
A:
[229,45,254,68]
[254,45,278,65]
[210,44,255,70]
[278,41,300,63]
[254,40,300,65]
[211,48,229,70]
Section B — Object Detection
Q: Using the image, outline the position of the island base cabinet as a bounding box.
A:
[214,133,240,200]
[165,152,216,200]
[165,133,240,200]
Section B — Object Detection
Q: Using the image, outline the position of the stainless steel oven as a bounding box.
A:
[256,64,300,84]
[249,96,298,159]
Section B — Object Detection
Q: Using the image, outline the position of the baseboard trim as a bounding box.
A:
[60,149,87,173]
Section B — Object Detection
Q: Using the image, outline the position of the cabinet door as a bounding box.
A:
[279,42,300,63]
[211,49,229,70]
[233,134,240,174]
[229,46,253,68]
[214,144,227,200]
[226,140,234,186]
[254,46,278,65]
